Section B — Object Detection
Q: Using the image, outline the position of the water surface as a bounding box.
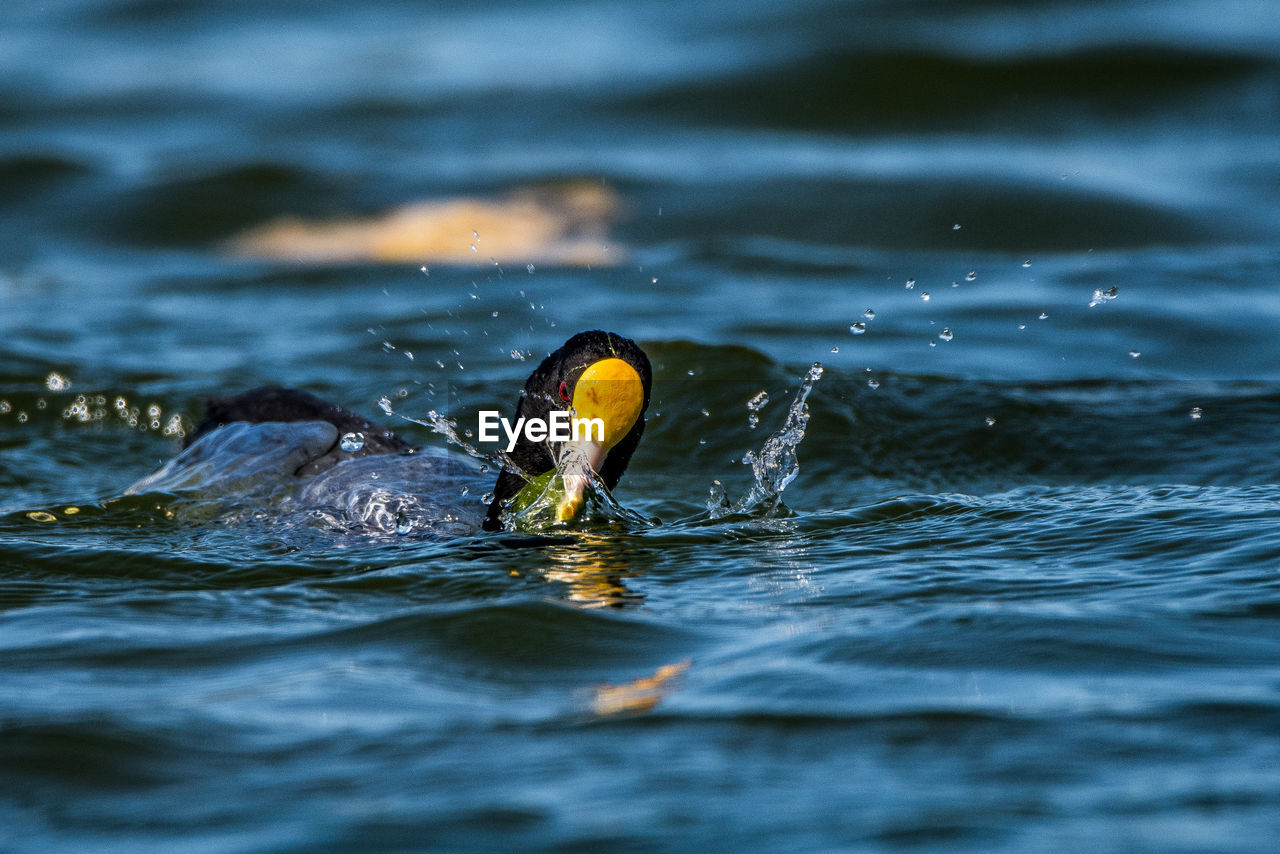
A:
[3,1,1280,851]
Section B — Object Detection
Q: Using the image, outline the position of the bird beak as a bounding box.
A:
[553,356,645,523]
[556,440,609,523]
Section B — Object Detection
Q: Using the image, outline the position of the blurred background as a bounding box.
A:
[4,0,1280,390]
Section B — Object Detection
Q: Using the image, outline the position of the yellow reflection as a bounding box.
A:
[226,183,621,267]
[542,535,641,608]
[591,660,691,717]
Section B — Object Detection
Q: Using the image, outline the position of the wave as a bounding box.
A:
[627,45,1276,133]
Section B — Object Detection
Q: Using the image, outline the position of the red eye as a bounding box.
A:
[558,381,571,403]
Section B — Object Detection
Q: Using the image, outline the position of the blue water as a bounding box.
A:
[4,1,1280,851]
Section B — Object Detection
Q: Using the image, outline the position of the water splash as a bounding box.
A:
[1089,286,1119,307]
[709,362,823,519]
[505,450,650,532]
[746,390,769,428]
[400,409,518,478]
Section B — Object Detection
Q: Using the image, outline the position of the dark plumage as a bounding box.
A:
[185,386,413,477]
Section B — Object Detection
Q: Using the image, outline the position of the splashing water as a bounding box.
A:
[746,390,769,429]
[708,362,823,519]
[1089,286,1119,307]
[504,447,650,532]
[400,410,516,478]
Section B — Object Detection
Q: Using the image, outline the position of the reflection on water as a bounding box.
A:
[540,536,643,609]
[590,659,691,717]
[227,183,621,267]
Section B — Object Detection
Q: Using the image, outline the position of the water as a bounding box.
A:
[4,0,1280,850]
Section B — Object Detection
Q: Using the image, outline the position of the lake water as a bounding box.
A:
[3,1,1280,851]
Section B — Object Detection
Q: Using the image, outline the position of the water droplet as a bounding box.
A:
[747,391,770,411]
[985,416,996,427]
[1129,350,1141,358]
[340,432,365,452]
[939,327,953,342]
[849,322,867,335]
[864,308,875,320]
[527,263,536,274]
[45,372,71,391]
[1189,407,1203,420]
[1088,286,1119,307]
[830,346,839,353]
[472,230,480,241]
[395,513,413,535]
[905,278,916,290]
[162,414,184,437]
[1022,259,1032,268]
[420,266,430,276]
[952,223,962,231]
[491,311,499,318]
[651,277,658,284]
[1038,312,1048,320]
[378,397,393,415]
[0,401,9,414]
[966,271,977,282]
[1018,324,1027,331]
[17,412,28,423]
[470,244,478,254]
[867,378,880,390]
[481,492,495,504]
[26,511,56,522]
[700,408,710,417]
[920,292,931,302]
